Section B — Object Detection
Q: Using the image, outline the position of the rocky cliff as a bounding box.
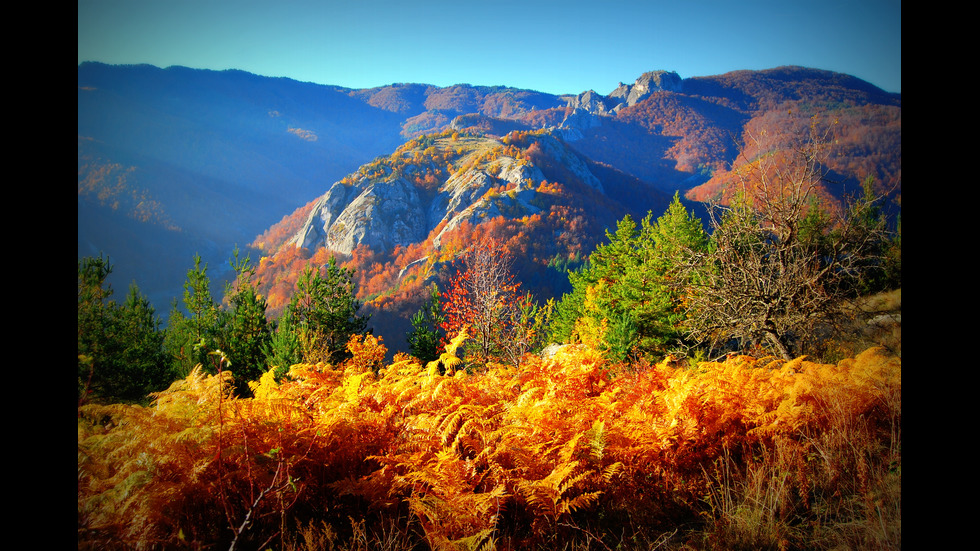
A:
[561,70,684,132]
[287,131,604,260]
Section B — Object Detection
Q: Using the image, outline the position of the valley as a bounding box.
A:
[77,62,901,354]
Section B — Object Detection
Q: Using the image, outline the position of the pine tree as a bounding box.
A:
[165,254,225,377]
[78,255,170,404]
[78,255,114,403]
[265,305,303,380]
[407,283,444,365]
[550,194,707,361]
[221,247,272,394]
[633,193,708,352]
[288,256,369,365]
[115,283,170,396]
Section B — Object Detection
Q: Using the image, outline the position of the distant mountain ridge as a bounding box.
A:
[78,62,900,332]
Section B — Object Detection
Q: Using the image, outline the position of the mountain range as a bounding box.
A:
[77,62,901,348]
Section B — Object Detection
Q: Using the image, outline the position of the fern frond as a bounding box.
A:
[558,469,593,499]
[247,368,281,399]
[425,359,442,379]
[427,327,469,376]
[586,420,607,460]
[439,408,469,448]
[341,371,371,404]
[543,461,579,494]
[445,327,470,357]
[600,461,623,482]
[560,490,602,514]
[448,527,495,551]
[558,433,584,465]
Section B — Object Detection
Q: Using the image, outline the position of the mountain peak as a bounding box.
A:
[564,70,684,124]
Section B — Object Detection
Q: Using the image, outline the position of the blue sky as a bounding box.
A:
[78,0,901,96]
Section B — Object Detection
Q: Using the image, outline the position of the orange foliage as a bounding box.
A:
[79,341,900,549]
[247,128,611,326]
[252,244,312,315]
[77,158,180,230]
[250,197,320,254]
[615,91,740,173]
[688,102,901,205]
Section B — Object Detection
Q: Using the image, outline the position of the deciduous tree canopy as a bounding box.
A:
[681,118,896,359]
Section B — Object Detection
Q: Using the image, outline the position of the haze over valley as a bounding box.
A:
[78,62,900,343]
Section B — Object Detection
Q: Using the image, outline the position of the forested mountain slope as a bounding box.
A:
[249,127,676,345]
[78,63,900,327]
[79,64,902,550]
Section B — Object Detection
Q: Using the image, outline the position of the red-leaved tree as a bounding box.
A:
[440,237,548,367]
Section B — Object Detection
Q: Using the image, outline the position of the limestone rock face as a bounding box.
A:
[562,70,683,121]
[561,89,614,132]
[566,90,614,116]
[531,133,603,193]
[290,176,426,256]
[429,156,548,248]
[288,134,599,261]
[608,81,633,102]
[561,108,604,134]
[627,71,683,106]
[290,74,682,248]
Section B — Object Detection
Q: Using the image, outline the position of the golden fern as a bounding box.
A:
[517,460,602,521]
[341,371,372,405]
[80,338,900,550]
[585,420,607,460]
[428,327,469,377]
[248,368,281,400]
[450,529,496,551]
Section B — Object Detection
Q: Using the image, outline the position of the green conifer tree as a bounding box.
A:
[221,247,272,394]
[407,283,444,365]
[549,193,708,360]
[265,306,303,381]
[164,254,225,378]
[78,255,170,404]
[288,257,369,365]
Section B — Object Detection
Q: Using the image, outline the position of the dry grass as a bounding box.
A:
[813,288,901,364]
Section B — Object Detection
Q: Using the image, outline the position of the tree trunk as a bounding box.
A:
[766,331,792,361]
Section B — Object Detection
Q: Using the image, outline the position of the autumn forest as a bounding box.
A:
[78,64,900,550]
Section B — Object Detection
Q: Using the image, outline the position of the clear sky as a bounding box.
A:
[78,0,901,96]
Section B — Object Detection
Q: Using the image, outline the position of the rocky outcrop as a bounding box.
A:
[290,176,427,255]
[566,90,615,116]
[561,90,613,133]
[562,70,683,126]
[289,133,602,259]
[622,70,683,107]
[429,156,548,248]
[531,133,603,193]
[290,135,585,258]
